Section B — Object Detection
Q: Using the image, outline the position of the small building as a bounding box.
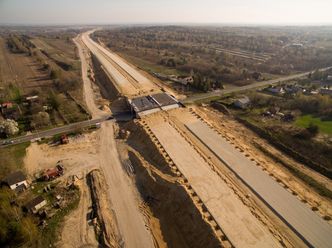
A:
[269,106,281,115]
[0,102,20,120]
[26,95,39,102]
[283,113,295,122]
[288,43,304,48]
[24,196,47,214]
[234,96,250,109]
[310,90,319,95]
[327,75,332,81]
[1,102,14,109]
[153,72,169,81]
[178,76,194,86]
[284,85,300,94]
[266,86,285,95]
[1,171,28,192]
[320,87,332,96]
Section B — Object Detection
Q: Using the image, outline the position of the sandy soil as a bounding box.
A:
[74,34,156,248]
[73,37,105,119]
[23,123,155,248]
[24,132,99,248]
[142,112,282,248]
[88,169,121,247]
[97,121,155,247]
[58,178,99,248]
[24,132,99,178]
[82,31,161,98]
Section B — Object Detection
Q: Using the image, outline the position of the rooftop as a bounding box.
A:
[25,196,46,210]
[235,96,250,104]
[129,93,180,115]
[151,93,178,107]
[130,95,159,112]
[2,171,26,186]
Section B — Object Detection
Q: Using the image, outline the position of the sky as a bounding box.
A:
[0,0,332,25]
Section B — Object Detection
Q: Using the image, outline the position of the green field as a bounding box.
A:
[0,142,30,178]
[295,115,332,135]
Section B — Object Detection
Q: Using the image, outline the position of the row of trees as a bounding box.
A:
[31,49,80,93]
[249,92,332,118]
[6,35,30,54]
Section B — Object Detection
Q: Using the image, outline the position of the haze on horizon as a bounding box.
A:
[0,0,332,25]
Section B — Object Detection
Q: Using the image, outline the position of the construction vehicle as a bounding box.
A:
[60,134,69,144]
[43,163,64,181]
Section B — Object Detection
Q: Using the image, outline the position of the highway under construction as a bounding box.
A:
[78,29,332,248]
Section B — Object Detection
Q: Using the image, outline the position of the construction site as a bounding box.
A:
[3,29,329,248]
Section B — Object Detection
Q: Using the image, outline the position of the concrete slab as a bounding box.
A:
[148,118,280,248]
[186,120,332,248]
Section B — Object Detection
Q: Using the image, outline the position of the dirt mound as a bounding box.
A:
[124,121,175,176]
[87,169,121,248]
[128,149,222,248]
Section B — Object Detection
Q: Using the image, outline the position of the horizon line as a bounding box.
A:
[1,21,332,27]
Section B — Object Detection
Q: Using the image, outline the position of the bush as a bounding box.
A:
[0,189,39,247]
[48,92,61,110]
[306,123,319,137]
[31,112,50,128]
[49,69,60,79]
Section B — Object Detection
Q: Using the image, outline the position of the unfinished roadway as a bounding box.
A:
[144,114,281,248]
[81,30,160,98]
[76,34,155,248]
[185,117,332,248]
[80,29,332,248]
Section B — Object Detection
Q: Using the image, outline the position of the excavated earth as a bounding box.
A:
[122,122,224,248]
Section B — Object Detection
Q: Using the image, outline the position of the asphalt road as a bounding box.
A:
[183,66,332,103]
[0,117,109,148]
[186,120,332,248]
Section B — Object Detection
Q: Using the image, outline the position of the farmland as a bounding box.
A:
[0,29,89,139]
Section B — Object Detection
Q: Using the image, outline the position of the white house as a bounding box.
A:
[234,96,251,109]
[178,76,194,85]
[26,95,39,102]
[2,171,28,192]
[320,87,332,96]
[267,86,285,94]
[25,196,47,214]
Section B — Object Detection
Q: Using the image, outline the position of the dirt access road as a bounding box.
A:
[75,35,155,248]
